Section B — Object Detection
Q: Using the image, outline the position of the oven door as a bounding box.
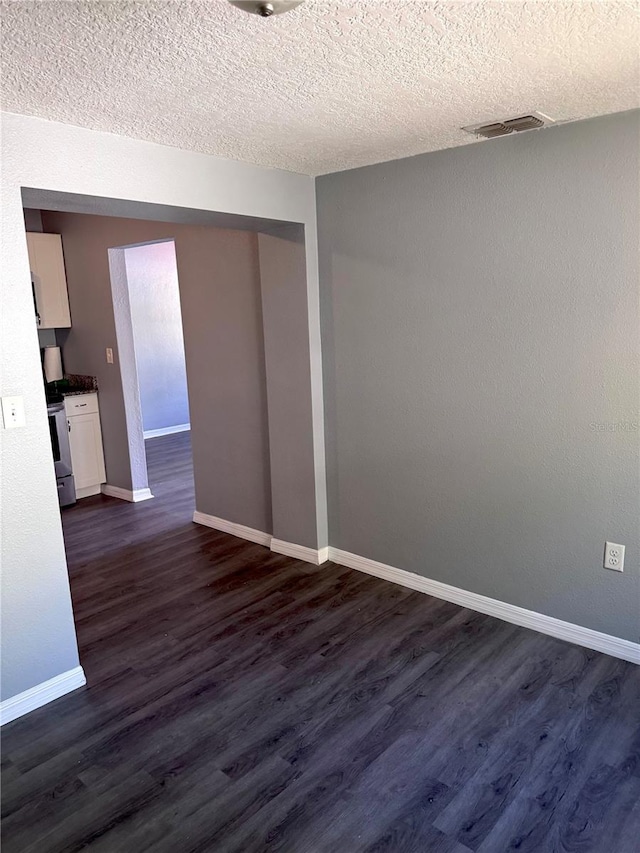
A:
[48,404,73,478]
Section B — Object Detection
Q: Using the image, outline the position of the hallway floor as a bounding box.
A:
[2,433,640,852]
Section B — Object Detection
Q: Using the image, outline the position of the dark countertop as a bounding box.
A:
[46,374,98,404]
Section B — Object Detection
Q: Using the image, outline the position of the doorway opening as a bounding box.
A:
[127,240,190,442]
[19,186,326,695]
[109,238,193,504]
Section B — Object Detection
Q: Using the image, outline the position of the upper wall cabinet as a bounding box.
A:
[26,232,72,329]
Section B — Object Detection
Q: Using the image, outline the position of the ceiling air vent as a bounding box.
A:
[463,112,555,139]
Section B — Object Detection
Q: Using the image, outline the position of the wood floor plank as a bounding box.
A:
[298,733,457,852]
[2,432,638,852]
[363,782,471,853]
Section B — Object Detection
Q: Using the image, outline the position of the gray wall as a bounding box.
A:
[259,226,319,548]
[125,241,190,433]
[42,212,272,534]
[317,110,640,642]
[23,207,43,232]
[176,225,272,534]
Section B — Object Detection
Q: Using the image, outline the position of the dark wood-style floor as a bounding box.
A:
[2,432,640,852]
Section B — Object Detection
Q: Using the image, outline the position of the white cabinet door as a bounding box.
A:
[26,232,72,329]
[68,412,106,491]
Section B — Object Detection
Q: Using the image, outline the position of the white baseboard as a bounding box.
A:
[271,539,329,566]
[193,511,271,547]
[101,485,154,503]
[192,513,328,565]
[75,484,102,499]
[144,423,190,439]
[328,547,640,665]
[1,666,86,726]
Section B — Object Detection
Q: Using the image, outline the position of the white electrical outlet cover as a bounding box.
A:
[604,542,625,572]
[1,395,26,429]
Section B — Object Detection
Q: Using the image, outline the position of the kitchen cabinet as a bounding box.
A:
[65,393,106,498]
[26,232,72,329]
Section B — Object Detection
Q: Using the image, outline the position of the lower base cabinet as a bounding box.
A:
[65,393,106,498]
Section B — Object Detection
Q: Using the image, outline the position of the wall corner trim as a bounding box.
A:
[101,485,154,502]
[193,511,271,547]
[271,539,329,565]
[0,666,87,726]
[327,547,640,665]
[143,424,191,440]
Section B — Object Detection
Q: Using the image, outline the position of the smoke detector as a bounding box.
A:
[228,0,304,16]
[463,112,555,139]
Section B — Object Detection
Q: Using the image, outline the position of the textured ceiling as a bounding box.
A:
[1,1,639,175]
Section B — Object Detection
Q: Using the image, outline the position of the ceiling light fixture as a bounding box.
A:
[228,0,304,17]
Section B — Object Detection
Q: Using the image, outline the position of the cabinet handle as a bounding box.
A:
[31,280,41,327]
[68,420,71,432]
[77,403,87,407]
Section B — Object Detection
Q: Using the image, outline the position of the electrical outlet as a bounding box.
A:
[106,348,114,364]
[1,396,26,429]
[604,542,625,572]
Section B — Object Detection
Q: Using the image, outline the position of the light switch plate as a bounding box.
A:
[1,396,26,429]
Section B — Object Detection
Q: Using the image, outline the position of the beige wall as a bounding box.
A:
[42,212,272,534]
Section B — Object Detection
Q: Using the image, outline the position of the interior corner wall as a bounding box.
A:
[41,212,272,534]
[317,110,640,643]
[259,225,319,549]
